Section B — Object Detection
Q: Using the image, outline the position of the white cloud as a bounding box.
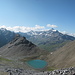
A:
[0,25,6,28]
[69,33,75,37]
[60,31,68,34]
[47,24,58,28]
[0,25,75,37]
[60,31,75,37]
[0,25,45,33]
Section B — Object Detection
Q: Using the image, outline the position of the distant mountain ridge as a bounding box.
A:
[0,28,75,52]
[19,28,75,51]
[0,28,16,47]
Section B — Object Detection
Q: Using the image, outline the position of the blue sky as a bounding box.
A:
[0,0,75,34]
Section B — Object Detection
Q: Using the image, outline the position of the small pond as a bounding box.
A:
[26,59,47,69]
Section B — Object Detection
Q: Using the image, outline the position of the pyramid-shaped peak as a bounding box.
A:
[0,36,42,57]
[51,28,54,30]
[10,36,35,48]
[48,28,57,32]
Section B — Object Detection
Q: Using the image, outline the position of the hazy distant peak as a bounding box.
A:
[0,28,7,31]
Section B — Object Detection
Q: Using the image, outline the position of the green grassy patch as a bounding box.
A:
[47,67,55,71]
[20,56,39,62]
[0,57,12,62]
[39,41,68,51]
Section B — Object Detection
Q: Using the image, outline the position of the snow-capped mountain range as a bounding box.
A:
[18,28,75,37]
[27,28,57,36]
[18,28,75,51]
[0,28,75,51]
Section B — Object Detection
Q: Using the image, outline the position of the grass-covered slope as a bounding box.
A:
[39,41,69,51]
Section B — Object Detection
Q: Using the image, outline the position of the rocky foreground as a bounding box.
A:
[0,67,75,75]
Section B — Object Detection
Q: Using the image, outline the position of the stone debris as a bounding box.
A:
[0,67,75,75]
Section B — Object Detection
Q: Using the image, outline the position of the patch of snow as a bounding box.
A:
[39,33,42,35]
[0,28,6,31]
[51,52,53,54]
[52,29,57,32]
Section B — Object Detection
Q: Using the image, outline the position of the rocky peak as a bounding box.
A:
[10,36,35,47]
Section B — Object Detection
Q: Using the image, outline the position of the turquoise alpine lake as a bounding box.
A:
[26,60,47,69]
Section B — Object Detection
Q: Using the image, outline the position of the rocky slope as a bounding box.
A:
[47,40,75,69]
[0,66,75,75]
